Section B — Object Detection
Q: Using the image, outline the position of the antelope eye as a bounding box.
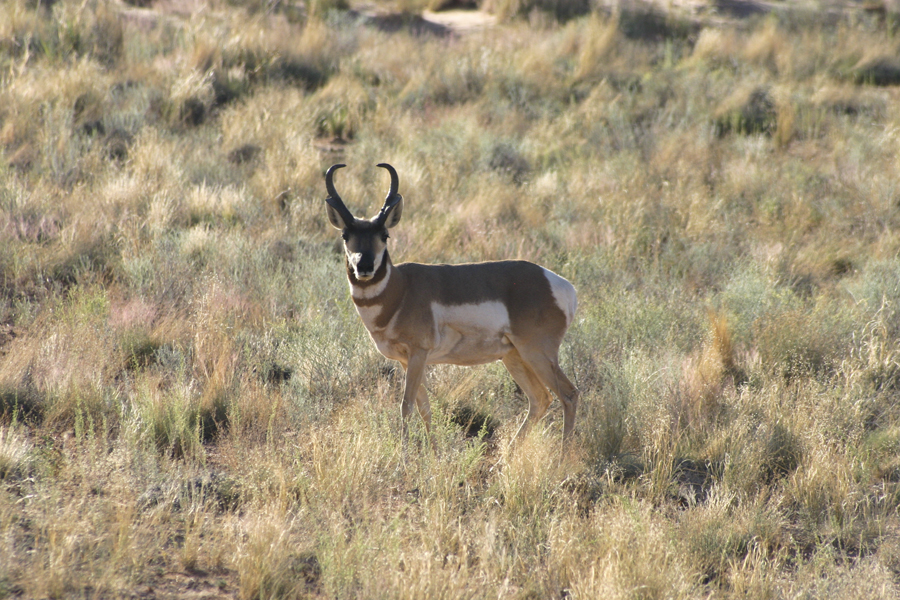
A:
[341,231,349,241]
[381,232,389,242]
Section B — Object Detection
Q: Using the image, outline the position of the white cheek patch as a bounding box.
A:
[542,268,577,327]
[370,248,384,275]
[347,248,385,279]
[347,251,364,274]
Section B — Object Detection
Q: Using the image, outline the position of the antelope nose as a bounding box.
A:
[356,254,375,277]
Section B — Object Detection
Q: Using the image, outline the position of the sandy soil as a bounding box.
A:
[422,8,497,33]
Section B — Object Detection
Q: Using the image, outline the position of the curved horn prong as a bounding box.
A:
[377,163,399,203]
[325,164,346,198]
[374,163,401,226]
[324,164,354,226]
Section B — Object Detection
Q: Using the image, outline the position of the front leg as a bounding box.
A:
[400,349,429,446]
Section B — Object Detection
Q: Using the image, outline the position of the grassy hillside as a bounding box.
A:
[2,0,900,597]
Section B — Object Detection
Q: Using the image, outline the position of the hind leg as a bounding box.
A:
[502,348,553,440]
[512,345,579,443]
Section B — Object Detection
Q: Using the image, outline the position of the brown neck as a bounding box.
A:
[348,251,406,331]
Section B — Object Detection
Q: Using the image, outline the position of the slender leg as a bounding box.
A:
[414,383,439,452]
[502,348,553,441]
[415,383,431,434]
[514,345,579,446]
[401,349,428,447]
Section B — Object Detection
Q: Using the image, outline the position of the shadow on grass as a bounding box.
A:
[450,404,500,440]
[0,385,42,425]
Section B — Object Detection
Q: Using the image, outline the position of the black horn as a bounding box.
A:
[377,163,399,204]
[375,163,400,225]
[324,164,354,226]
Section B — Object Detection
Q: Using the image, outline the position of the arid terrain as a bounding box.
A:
[2,0,900,597]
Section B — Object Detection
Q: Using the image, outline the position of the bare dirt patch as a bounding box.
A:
[133,569,237,600]
[422,8,498,33]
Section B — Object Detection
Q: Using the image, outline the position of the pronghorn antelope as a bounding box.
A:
[324,163,579,450]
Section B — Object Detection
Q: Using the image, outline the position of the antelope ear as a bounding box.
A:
[325,198,352,230]
[381,194,403,229]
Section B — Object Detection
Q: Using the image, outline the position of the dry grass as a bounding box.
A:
[1,0,900,597]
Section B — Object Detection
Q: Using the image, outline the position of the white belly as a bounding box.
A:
[357,300,513,366]
[426,301,512,365]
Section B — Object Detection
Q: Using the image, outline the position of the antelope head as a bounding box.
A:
[324,163,403,281]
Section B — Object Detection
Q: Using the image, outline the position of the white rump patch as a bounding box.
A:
[428,301,513,365]
[542,268,577,327]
